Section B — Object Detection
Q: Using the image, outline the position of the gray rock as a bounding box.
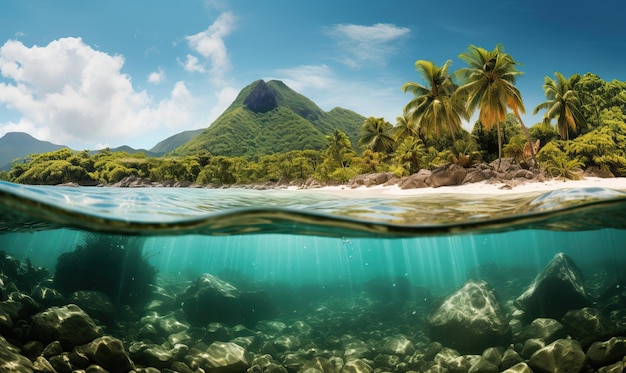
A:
[42,340,64,358]
[29,304,102,348]
[427,280,510,354]
[561,307,617,347]
[344,340,373,361]
[77,336,135,373]
[49,353,73,372]
[30,285,68,308]
[32,356,55,372]
[0,335,35,372]
[481,347,503,367]
[586,336,626,367]
[516,253,589,321]
[300,357,336,373]
[528,339,587,373]
[519,318,567,344]
[399,170,431,189]
[428,164,467,187]
[185,341,250,373]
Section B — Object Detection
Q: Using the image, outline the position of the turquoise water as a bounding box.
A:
[2,181,626,295]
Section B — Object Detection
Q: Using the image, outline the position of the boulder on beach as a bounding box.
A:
[427,280,511,354]
[516,252,589,321]
[427,164,467,187]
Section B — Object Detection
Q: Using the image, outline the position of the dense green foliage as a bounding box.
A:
[3,63,626,185]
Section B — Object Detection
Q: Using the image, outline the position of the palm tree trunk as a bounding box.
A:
[514,113,538,167]
[496,122,503,171]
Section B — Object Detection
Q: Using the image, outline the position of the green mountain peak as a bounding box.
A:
[169,79,365,158]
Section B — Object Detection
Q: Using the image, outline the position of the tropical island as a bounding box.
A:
[1,45,625,190]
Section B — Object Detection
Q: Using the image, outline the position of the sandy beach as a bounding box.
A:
[301,177,626,197]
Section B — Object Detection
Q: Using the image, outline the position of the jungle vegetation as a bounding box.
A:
[1,45,625,185]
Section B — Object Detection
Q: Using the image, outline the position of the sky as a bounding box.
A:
[0,0,624,151]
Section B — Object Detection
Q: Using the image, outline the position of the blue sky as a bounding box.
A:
[0,0,624,150]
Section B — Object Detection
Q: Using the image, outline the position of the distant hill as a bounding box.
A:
[149,129,204,155]
[0,132,66,171]
[169,79,365,158]
[88,145,161,158]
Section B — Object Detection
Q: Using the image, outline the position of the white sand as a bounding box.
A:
[299,177,626,198]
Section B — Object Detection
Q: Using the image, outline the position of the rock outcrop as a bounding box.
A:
[516,253,589,321]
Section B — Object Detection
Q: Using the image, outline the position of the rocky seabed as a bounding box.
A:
[1,252,625,373]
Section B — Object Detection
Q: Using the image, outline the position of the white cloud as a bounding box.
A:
[326,23,410,68]
[0,37,200,149]
[185,12,236,76]
[180,54,206,73]
[147,68,165,84]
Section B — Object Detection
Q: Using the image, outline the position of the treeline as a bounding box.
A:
[1,52,626,186]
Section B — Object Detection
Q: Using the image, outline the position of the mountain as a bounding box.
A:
[169,79,365,158]
[149,129,204,155]
[87,145,161,158]
[0,132,66,171]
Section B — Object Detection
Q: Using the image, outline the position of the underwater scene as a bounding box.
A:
[1,181,626,373]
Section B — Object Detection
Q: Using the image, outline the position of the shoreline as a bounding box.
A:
[295,177,626,197]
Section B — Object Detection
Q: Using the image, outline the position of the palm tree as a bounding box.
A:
[325,129,355,168]
[533,72,586,140]
[393,136,425,174]
[457,45,537,167]
[391,114,419,143]
[358,117,395,154]
[402,59,468,142]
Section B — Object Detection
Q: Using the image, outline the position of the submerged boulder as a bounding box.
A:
[179,273,275,327]
[516,253,589,321]
[28,304,102,348]
[528,339,587,373]
[427,280,510,354]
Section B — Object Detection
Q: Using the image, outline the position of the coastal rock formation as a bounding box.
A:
[516,252,589,321]
[28,304,102,348]
[427,280,511,354]
[427,164,467,187]
[528,339,587,373]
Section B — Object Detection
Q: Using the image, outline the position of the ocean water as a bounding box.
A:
[1,180,626,369]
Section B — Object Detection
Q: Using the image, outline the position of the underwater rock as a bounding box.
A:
[381,334,414,356]
[519,318,567,344]
[500,348,524,371]
[77,336,135,373]
[561,307,617,348]
[300,356,337,373]
[516,252,589,321]
[520,338,545,360]
[468,357,500,373]
[528,339,587,373]
[427,280,511,354]
[343,340,373,361]
[30,285,68,308]
[185,341,251,373]
[339,358,373,373]
[179,273,241,326]
[69,290,116,325]
[29,304,102,348]
[0,335,35,372]
[586,336,626,367]
[129,341,174,369]
[32,356,56,372]
[501,362,533,373]
[428,164,467,187]
[433,348,470,373]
